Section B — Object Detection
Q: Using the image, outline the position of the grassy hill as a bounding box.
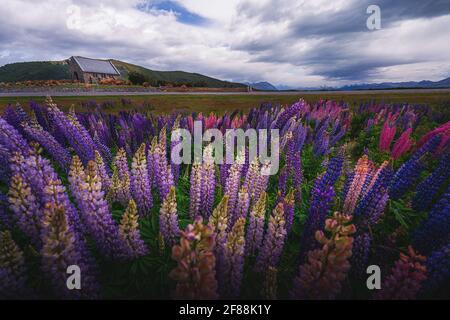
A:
[111,60,244,88]
[0,59,245,88]
[0,61,70,82]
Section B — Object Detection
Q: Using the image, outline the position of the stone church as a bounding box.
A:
[67,56,121,84]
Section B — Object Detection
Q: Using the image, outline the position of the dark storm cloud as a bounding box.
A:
[236,0,450,39]
[289,0,450,38]
[249,35,419,80]
[232,0,450,81]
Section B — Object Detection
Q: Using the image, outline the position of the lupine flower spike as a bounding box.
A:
[373,246,427,300]
[159,186,181,247]
[255,202,287,273]
[291,213,355,299]
[119,200,149,258]
[170,217,218,299]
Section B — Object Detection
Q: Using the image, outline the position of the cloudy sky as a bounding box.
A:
[1,0,450,87]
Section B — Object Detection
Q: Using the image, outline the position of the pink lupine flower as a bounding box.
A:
[391,128,414,160]
[417,121,450,149]
[379,119,397,152]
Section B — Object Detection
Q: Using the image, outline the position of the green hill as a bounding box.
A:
[111,60,244,88]
[0,59,245,88]
[0,61,70,82]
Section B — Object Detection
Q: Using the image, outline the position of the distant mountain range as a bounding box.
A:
[338,77,450,90]
[0,59,245,88]
[257,77,450,91]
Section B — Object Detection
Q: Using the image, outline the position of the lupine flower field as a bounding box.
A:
[0,97,449,300]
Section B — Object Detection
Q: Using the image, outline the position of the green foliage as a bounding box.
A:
[127,71,148,86]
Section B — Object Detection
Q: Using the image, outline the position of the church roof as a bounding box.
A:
[71,56,120,75]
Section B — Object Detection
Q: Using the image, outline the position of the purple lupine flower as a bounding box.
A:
[330,126,346,147]
[388,135,442,201]
[232,187,250,228]
[341,170,354,202]
[292,151,302,203]
[8,173,42,247]
[0,144,10,181]
[314,131,330,157]
[278,166,288,198]
[67,107,98,156]
[72,161,129,260]
[131,144,153,215]
[119,200,149,258]
[220,162,230,189]
[46,100,95,163]
[153,136,175,201]
[223,217,246,298]
[243,157,260,204]
[10,150,83,233]
[354,162,392,225]
[189,163,202,218]
[313,120,330,157]
[159,187,181,247]
[30,102,50,132]
[114,147,130,181]
[283,190,295,234]
[0,230,29,298]
[114,148,132,204]
[93,131,112,165]
[273,100,305,129]
[359,165,375,198]
[40,202,100,299]
[389,158,424,200]
[285,131,295,173]
[413,184,450,255]
[201,145,216,217]
[350,232,372,277]
[321,151,344,187]
[2,105,24,131]
[255,203,287,274]
[253,162,271,204]
[413,147,450,211]
[22,121,71,170]
[94,150,111,193]
[299,175,335,260]
[0,117,30,154]
[294,122,307,153]
[368,191,389,225]
[15,103,31,124]
[224,151,244,218]
[412,133,442,161]
[423,243,449,296]
[245,192,266,257]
